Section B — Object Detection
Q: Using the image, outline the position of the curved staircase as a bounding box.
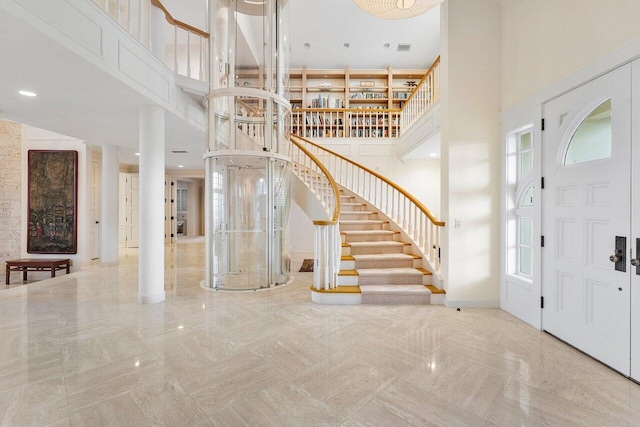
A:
[333,191,445,304]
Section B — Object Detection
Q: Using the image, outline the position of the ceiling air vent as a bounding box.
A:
[171,150,188,153]
[397,43,411,52]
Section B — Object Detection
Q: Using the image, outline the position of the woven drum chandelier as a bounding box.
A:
[352,0,442,19]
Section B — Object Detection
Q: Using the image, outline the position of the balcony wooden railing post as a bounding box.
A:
[293,135,445,277]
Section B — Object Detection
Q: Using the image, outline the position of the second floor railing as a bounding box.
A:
[401,56,440,132]
[292,108,401,139]
[92,0,209,81]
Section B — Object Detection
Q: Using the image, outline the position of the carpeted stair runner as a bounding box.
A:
[339,192,434,304]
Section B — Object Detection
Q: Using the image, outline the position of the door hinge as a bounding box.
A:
[541,177,545,189]
[541,235,545,247]
[541,118,545,131]
[541,296,544,309]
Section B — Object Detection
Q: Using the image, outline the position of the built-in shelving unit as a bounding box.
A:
[288,66,426,138]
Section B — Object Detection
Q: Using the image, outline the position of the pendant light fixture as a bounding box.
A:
[352,0,442,19]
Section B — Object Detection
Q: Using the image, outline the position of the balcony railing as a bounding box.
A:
[292,108,401,139]
[92,0,208,81]
[401,56,440,133]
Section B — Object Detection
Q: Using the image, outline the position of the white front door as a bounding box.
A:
[542,64,631,375]
[630,60,640,381]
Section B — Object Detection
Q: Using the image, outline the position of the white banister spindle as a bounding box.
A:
[174,26,178,73]
[186,31,192,78]
[127,0,132,31]
[117,0,122,23]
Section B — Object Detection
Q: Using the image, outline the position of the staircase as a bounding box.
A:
[335,191,445,304]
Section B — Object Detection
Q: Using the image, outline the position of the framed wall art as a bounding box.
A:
[27,150,78,254]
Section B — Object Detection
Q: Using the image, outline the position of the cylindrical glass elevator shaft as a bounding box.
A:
[204,0,291,290]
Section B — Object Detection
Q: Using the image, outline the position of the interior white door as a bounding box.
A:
[542,64,631,375]
[90,160,101,259]
[126,173,140,248]
[118,172,127,248]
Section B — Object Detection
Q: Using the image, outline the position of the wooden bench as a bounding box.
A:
[5,259,71,285]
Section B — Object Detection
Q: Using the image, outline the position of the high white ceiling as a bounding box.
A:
[161,0,441,70]
[290,0,440,69]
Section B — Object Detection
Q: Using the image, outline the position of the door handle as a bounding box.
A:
[634,238,640,275]
[610,250,622,263]
[612,236,627,272]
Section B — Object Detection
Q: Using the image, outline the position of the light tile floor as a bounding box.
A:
[1,243,640,426]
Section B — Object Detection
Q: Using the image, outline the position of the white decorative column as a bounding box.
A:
[100,144,119,265]
[138,105,166,304]
[150,4,166,60]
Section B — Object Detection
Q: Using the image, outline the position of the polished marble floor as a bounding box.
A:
[1,242,639,426]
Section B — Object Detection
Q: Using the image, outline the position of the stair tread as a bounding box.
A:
[348,241,406,247]
[357,268,423,276]
[310,285,361,294]
[338,270,359,276]
[426,285,445,294]
[342,230,397,235]
[353,253,414,260]
[416,268,433,276]
[340,219,386,224]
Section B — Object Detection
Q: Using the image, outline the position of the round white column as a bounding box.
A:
[150,4,166,61]
[100,144,119,265]
[138,105,165,304]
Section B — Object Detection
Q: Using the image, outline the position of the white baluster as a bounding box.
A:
[187,31,192,78]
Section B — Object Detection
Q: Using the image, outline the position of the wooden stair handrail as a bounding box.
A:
[290,137,341,225]
[151,0,209,38]
[401,55,440,113]
[292,134,445,227]
[236,98,263,117]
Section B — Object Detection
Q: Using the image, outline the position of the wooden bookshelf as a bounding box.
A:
[290,66,427,110]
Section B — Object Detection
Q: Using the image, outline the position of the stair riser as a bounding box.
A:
[343,233,396,242]
[339,213,376,220]
[358,275,424,286]
[337,275,358,286]
[349,245,405,255]
[340,223,386,231]
[355,259,415,269]
[361,294,431,304]
[341,204,366,212]
[340,260,356,270]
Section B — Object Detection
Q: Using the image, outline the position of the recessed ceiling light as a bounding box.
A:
[343,43,350,49]
[178,165,184,168]
[135,152,140,156]
[429,153,437,157]
[383,43,390,49]
[244,0,265,4]
[19,90,37,97]
[304,42,311,49]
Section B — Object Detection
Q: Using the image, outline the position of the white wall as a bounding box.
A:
[502,0,640,109]
[289,201,315,256]
[317,139,441,217]
[441,0,502,306]
[21,126,90,271]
